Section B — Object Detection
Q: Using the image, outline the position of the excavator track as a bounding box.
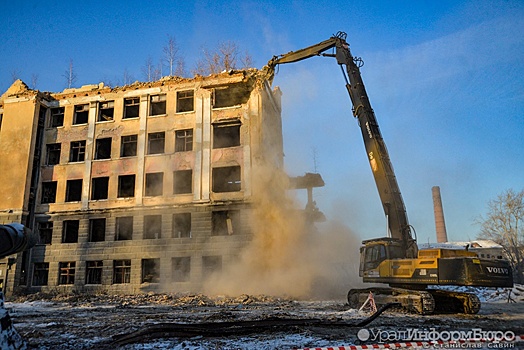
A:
[348,288,481,315]
[428,289,481,314]
[348,288,435,315]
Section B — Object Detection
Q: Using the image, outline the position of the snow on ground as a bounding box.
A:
[3,288,523,349]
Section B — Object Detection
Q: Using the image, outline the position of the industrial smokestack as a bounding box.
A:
[432,186,448,243]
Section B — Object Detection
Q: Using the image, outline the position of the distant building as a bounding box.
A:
[0,70,285,295]
[419,240,506,260]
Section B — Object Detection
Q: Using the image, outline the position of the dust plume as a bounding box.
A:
[204,159,364,299]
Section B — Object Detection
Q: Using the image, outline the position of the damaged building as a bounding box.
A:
[0,70,288,295]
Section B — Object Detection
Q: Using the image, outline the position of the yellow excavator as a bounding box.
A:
[264,31,513,314]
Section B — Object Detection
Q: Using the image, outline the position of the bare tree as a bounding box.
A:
[122,68,134,85]
[63,59,77,88]
[193,41,253,76]
[174,57,186,77]
[10,69,21,83]
[30,74,39,90]
[476,189,524,283]
[162,35,185,76]
[142,56,161,82]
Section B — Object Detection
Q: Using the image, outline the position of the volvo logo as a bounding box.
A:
[486,267,509,274]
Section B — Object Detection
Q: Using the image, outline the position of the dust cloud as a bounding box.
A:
[204,161,364,300]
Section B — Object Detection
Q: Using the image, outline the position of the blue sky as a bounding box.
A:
[1,0,523,244]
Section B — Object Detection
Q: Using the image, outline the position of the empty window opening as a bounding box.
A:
[32,262,49,286]
[118,174,136,198]
[173,170,192,194]
[123,97,140,119]
[73,104,89,124]
[173,213,191,238]
[213,123,240,149]
[212,166,241,192]
[115,216,133,241]
[58,261,76,285]
[62,220,79,243]
[172,257,190,282]
[50,107,64,127]
[41,181,57,204]
[65,179,83,202]
[175,129,193,152]
[176,90,194,113]
[141,258,160,283]
[113,260,131,284]
[86,261,103,285]
[150,94,166,116]
[212,210,240,236]
[144,215,162,239]
[145,172,164,197]
[121,135,138,157]
[46,143,61,165]
[212,84,251,108]
[98,101,114,122]
[70,140,86,162]
[37,221,53,245]
[91,177,109,200]
[148,132,165,154]
[202,256,222,278]
[89,218,106,242]
[95,138,112,160]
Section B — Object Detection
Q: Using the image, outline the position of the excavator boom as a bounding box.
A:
[266,32,416,258]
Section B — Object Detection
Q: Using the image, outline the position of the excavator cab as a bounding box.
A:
[359,238,405,277]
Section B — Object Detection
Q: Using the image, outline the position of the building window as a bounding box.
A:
[123,97,140,119]
[213,123,241,149]
[145,172,163,196]
[50,107,64,127]
[173,213,191,238]
[32,262,49,286]
[147,132,165,154]
[121,135,138,157]
[46,143,61,165]
[141,258,160,283]
[176,90,194,113]
[172,257,190,282]
[70,140,86,162]
[175,129,193,152]
[202,256,222,278]
[113,260,131,284]
[58,262,76,285]
[91,177,109,200]
[41,181,57,204]
[118,175,135,198]
[212,84,250,108]
[98,101,114,122]
[65,179,82,202]
[37,221,53,245]
[173,170,192,194]
[95,138,112,160]
[73,104,89,124]
[212,210,240,236]
[150,94,166,116]
[144,215,162,239]
[212,166,241,192]
[115,216,133,241]
[89,218,106,242]
[62,220,79,243]
[86,261,103,285]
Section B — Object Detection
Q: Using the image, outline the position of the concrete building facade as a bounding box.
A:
[0,69,283,295]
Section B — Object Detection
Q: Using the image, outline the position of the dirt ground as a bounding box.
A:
[4,292,524,350]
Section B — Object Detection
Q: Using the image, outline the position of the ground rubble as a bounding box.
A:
[4,291,524,350]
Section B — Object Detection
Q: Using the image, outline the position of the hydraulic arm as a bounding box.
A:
[265,32,417,258]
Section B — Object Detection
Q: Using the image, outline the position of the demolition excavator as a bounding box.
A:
[264,31,513,314]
